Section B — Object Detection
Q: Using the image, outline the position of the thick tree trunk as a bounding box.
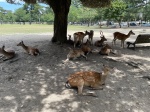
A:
[47,0,71,43]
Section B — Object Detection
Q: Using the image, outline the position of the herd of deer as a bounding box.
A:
[0,29,135,97]
[65,29,135,96]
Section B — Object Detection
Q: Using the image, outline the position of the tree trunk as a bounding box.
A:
[47,0,71,43]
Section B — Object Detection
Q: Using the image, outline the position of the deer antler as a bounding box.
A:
[100,31,103,36]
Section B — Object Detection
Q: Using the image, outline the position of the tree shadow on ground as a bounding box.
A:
[0,37,150,112]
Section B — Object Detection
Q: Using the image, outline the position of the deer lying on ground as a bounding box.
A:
[64,47,87,62]
[112,30,135,48]
[74,31,88,48]
[85,30,94,45]
[99,44,112,55]
[94,31,107,47]
[66,35,74,45]
[65,64,114,96]
[17,41,40,56]
[0,45,16,61]
[81,39,92,55]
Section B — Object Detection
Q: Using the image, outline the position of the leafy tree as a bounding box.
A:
[103,0,127,28]
[14,8,27,23]
[4,11,15,23]
[6,0,111,43]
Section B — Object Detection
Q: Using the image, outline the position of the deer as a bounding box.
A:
[85,30,94,45]
[94,31,107,47]
[17,41,40,56]
[0,45,16,61]
[66,34,74,45]
[99,44,112,55]
[64,47,87,62]
[73,31,88,48]
[65,64,114,96]
[99,44,120,56]
[112,30,135,48]
[81,39,92,55]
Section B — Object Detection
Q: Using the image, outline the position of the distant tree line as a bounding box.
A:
[1,0,150,26]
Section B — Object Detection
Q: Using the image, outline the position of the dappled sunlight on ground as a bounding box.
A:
[0,31,150,112]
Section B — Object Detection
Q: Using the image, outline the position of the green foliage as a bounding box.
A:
[103,0,127,22]
[14,8,27,22]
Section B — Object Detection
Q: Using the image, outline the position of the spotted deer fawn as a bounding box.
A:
[85,30,94,45]
[113,30,135,48]
[66,35,74,45]
[0,45,16,61]
[17,41,40,56]
[94,31,107,47]
[74,31,88,48]
[65,65,114,96]
[64,47,87,62]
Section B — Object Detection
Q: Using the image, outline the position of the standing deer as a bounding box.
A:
[0,45,16,61]
[17,41,40,56]
[112,30,135,48]
[73,31,88,48]
[94,31,107,47]
[65,65,114,96]
[85,30,94,45]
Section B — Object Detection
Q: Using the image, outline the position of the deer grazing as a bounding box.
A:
[66,34,74,45]
[65,64,114,96]
[112,30,135,48]
[64,47,87,62]
[85,30,94,45]
[0,45,16,61]
[17,41,40,56]
[94,31,107,47]
[73,31,88,48]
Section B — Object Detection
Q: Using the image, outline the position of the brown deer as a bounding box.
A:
[0,45,16,61]
[85,30,94,45]
[113,30,135,48]
[66,35,74,45]
[99,44,112,55]
[94,31,107,47]
[64,47,87,62]
[74,31,88,48]
[65,65,114,96]
[81,39,92,55]
[17,41,40,56]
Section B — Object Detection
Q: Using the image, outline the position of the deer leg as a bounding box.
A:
[121,40,125,48]
[0,55,5,60]
[81,54,87,60]
[123,41,125,48]
[91,38,93,45]
[113,38,116,46]
[90,86,103,90]
[78,85,83,95]
[3,58,9,61]
[77,80,84,95]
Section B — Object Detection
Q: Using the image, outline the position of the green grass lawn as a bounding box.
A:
[0,24,99,34]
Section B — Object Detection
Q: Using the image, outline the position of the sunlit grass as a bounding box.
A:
[0,24,99,35]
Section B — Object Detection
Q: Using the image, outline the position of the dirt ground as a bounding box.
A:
[0,28,150,112]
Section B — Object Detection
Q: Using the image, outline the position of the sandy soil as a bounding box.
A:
[0,27,150,112]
